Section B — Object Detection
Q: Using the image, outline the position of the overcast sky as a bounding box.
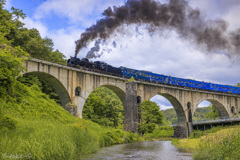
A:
[5,0,240,110]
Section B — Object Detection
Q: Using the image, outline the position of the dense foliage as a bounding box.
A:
[138,100,164,134]
[204,104,220,119]
[83,87,124,128]
[0,1,66,65]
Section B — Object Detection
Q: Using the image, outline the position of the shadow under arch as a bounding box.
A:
[195,99,230,118]
[102,85,126,105]
[152,93,186,125]
[22,71,71,108]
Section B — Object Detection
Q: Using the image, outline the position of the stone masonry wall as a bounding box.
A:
[123,82,138,132]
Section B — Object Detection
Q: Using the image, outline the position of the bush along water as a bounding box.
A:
[144,126,174,139]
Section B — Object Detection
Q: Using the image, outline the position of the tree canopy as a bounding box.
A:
[138,100,164,134]
[0,1,66,65]
[83,87,124,128]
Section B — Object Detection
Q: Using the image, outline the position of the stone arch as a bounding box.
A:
[102,85,126,105]
[80,84,126,118]
[195,99,230,118]
[150,93,186,125]
[22,71,71,108]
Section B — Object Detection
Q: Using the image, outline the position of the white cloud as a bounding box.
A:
[189,0,240,31]
[198,100,211,108]
[223,5,240,31]
[150,95,173,110]
[48,27,84,58]
[21,17,48,37]
[4,0,12,10]
[34,0,124,26]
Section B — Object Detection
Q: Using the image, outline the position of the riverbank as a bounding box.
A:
[172,125,240,160]
[0,81,142,160]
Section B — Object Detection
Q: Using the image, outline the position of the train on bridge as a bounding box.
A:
[67,57,240,95]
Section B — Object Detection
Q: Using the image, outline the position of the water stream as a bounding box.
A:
[84,141,192,160]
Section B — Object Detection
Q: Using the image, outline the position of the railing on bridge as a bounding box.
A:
[158,117,240,128]
[193,117,240,125]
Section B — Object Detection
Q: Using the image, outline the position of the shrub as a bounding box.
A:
[0,116,17,130]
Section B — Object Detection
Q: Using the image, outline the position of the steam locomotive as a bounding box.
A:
[67,57,240,95]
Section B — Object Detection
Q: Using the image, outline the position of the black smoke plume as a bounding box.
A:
[75,0,240,57]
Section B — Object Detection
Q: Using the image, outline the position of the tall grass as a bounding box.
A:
[0,81,141,159]
[172,126,240,160]
[0,119,141,160]
[193,127,240,160]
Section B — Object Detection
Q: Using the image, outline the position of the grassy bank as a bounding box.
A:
[0,81,142,160]
[172,126,240,160]
[144,126,174,139]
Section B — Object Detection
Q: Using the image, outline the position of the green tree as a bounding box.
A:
[138,100,164,134]
[0,1,66,65]
[205,104,220,119]
[83,87,124,128]
[0,46,28,96]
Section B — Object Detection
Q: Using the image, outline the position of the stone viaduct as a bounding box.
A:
[22,58,240,136]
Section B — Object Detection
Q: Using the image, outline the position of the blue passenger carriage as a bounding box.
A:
[68,57,240,95]
[122,67,240,95]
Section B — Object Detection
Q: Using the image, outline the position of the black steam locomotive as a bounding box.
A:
[67,57,122,75]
